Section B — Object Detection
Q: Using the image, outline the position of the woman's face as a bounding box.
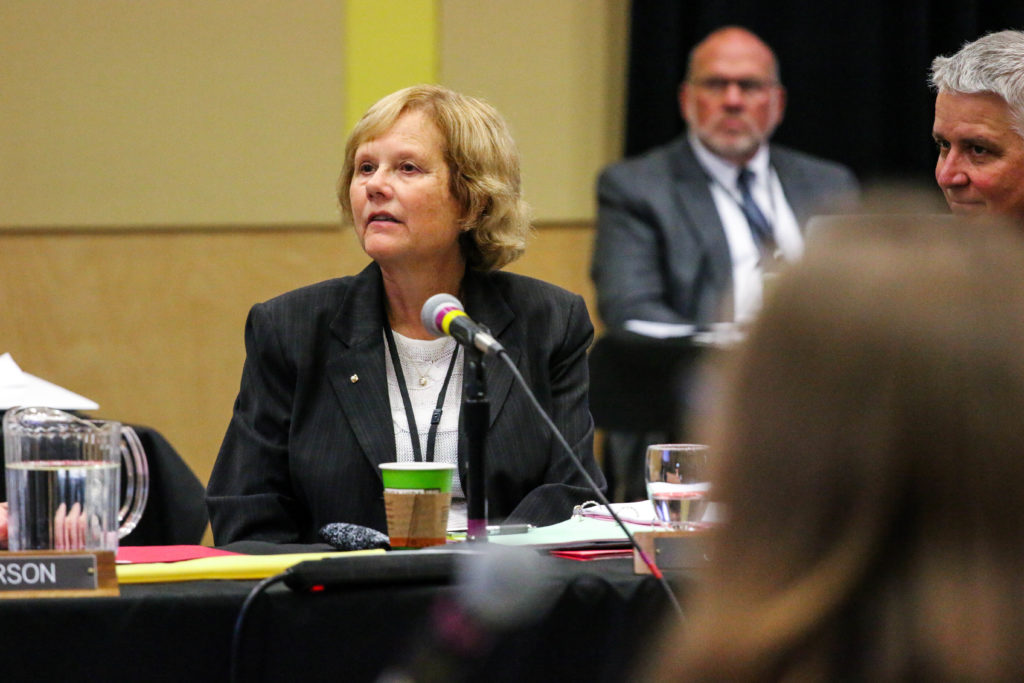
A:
[349,110,464,271]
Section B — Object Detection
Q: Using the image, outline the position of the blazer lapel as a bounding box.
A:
[325,262,395,479]
[460,269,518,430]
[769,147,815,228]
[453,271,518,491]
[670,138,735,318]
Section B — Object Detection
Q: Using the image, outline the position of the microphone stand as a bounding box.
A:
[463,346,489,542]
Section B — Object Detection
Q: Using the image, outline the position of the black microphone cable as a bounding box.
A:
[229,571,289,683]
[422,293,688,611]
[495,349,686,622]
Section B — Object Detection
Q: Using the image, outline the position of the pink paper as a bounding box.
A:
[549,548,634,561]
[116,545,241,564]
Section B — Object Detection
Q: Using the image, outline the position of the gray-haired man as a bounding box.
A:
[932,30,1024,222]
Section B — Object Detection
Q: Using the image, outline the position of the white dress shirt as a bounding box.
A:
[688,132,803,324]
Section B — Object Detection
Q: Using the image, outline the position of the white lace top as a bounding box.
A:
[384,330,467,530]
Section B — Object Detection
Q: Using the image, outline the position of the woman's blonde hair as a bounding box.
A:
[338,84,531,271]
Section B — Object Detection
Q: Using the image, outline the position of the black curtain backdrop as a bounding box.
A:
[624,1,1024,188]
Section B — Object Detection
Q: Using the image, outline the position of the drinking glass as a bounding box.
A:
[645,443,711,530]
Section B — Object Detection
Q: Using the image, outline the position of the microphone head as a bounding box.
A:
[318,523,391,551]
[421,293,464,338]
[456,544,557,629]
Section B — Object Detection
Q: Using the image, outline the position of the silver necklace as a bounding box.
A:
[414,362,431,387]
[402,342,455,387]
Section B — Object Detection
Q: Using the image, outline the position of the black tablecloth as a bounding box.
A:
[0,551,684,683]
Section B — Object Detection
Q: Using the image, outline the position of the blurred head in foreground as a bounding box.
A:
[652,216,1024,680]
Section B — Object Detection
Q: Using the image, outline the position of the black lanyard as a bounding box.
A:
[383,325,460,462]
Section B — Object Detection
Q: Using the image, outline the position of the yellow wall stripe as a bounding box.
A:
[344,0,439,133]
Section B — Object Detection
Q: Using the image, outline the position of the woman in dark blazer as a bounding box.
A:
[207,85,605,544]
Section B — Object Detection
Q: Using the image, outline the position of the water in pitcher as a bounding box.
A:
[5,460,120,551]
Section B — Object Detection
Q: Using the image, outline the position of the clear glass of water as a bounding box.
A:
[645,443,712,530]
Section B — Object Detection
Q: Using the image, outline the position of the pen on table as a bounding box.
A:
[486,524,533,535]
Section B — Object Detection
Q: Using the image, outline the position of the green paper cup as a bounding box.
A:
[380,462,455,492]
[380,462,455,548]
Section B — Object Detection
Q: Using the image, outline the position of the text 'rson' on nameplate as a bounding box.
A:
[0,551,118,598]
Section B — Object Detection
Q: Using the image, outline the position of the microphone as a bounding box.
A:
[317,522,391,551]
[378,545,555,682]
[283,548,466,592]
[425,292,684,620]
[421,294,505,356]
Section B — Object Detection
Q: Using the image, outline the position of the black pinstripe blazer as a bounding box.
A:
[206,262,605,544]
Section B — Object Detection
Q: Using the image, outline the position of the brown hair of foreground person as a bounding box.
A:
[648,217,1024,681]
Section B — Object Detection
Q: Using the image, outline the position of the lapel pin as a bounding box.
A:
[350,374,359,384]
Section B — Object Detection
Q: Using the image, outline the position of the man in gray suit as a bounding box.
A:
[592,26,859,330]
[591,27,858,501]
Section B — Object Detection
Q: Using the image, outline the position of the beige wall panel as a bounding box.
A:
[1,227,364,486]
[508,225,597,326]
[440,0,628,222]
[1,1,345,227]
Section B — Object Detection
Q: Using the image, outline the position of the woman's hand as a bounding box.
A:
[54,502,87,550]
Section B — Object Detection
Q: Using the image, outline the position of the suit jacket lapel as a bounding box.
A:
[670,137,735,318]
[769,147,815,228]
[455,269,519,495]
[461,269,518,430]
[326,262,395,479]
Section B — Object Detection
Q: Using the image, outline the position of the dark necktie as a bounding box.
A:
[736,168,777,259]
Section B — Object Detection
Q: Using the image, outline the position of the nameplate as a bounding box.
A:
[633,529,711,574]
[0,551,119,598]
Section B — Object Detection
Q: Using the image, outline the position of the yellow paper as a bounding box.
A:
[116,549,385,584]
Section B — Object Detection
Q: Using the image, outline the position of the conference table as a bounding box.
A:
[0,542,686,682]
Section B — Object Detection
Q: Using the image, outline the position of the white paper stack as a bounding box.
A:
[0,353,99,411]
